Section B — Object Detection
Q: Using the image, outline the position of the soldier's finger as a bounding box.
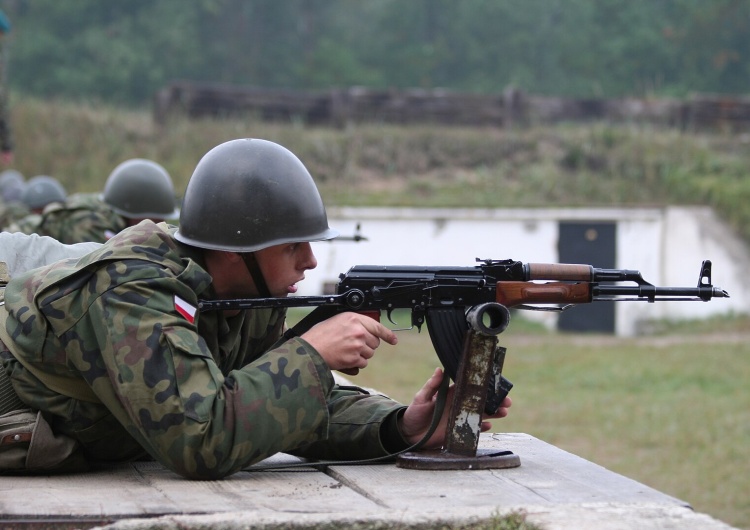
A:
[414,367,444,403]
[359,345,376,360]
[359,316,398,345]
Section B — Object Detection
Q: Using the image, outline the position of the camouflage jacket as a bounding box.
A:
[28,192,126,244]
[0,199,29,230]
[4,212,42,235]
[2,221,406,478]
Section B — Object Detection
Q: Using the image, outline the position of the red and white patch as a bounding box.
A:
[174,295,197,324]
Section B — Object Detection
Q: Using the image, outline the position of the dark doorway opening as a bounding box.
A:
[557,221,616,333]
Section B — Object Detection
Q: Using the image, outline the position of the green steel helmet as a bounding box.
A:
[101,158,179,219]
[21,175,67,209]
[0,169,24,202]
[174,138,338,252]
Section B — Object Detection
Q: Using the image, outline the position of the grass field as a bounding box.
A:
[334,315,750,530]
[10,96,750,247]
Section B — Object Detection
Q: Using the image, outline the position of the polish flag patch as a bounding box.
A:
[174,295,197,324]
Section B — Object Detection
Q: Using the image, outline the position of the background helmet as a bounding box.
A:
[21,175,67,209]
[175,138,338,252]
[101,158,179,219]
[0,169,25,202]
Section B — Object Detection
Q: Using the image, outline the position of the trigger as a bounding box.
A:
[384,309,414,332]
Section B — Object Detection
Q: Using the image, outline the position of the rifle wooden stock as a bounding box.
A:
[495,281,592,307]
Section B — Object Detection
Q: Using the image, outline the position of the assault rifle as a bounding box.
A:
[199,258,729,413]
[201,258,729,468]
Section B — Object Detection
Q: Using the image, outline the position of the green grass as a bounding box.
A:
[265,510,543,530]
[9,96,750,246]
[105,511,540,530]
[343,316,750,530]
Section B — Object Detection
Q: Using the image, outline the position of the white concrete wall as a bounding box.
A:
[662,207,749,318]
[301,206,745,336]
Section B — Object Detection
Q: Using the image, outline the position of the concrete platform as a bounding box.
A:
[0,433,737,530]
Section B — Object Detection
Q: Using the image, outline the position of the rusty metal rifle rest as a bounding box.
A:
[397,302,521,470]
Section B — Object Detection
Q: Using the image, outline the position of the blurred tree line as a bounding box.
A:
[1,0,748,107]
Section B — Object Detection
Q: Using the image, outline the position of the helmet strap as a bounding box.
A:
[241,252,272,298]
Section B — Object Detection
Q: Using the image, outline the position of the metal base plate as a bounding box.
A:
[396,448,521,470]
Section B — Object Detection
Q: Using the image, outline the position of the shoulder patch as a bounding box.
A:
[174,295,196,324]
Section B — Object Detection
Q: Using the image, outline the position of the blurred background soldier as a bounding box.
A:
[5,175,67,234]
[0,168,27,229]
[28,158,179,243]
[0,9,13,166]
[20,175,66,213]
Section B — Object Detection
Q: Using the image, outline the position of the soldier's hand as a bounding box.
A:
[398,368,512,449]
[300,312,397,373]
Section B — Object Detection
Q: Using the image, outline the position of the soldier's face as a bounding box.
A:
[255,242,318,297]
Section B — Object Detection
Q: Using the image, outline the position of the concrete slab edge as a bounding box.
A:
[90,502,739,530]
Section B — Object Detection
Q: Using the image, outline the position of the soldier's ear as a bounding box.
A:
[202,250,243,277]
[204,249,242,262]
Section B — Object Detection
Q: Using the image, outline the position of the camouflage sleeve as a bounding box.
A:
[288,384,408,461]
[64,275,334,479]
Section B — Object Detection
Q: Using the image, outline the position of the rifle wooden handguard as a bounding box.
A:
[495,281,592,307]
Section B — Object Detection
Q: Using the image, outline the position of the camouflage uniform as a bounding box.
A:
[0,199,28,230]
[1,220,406,479]
[25,192,126,244]
[4,212,41,234]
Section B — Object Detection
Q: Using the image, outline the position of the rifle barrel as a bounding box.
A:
[593,284,729,301]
